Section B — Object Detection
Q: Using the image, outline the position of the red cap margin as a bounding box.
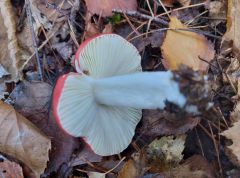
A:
[52,73,96,153]
[74,33,113,72]
[53,73,79,136]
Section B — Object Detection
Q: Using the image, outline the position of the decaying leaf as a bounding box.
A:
[208,1,227,26]
[118,151,147,178]
[161,16,215,71]
[223,58,240,87]
[0,83,6,99]
[9,82,79,175]
[222,0,240,57]
[139,110,200,138]
[85,0,137,17]
[221,120,240,166]
[0,156,24,178]
[0,65,9,78]
[162,0,191,7]
[0,101,51,177]
[70,144,102,167]
[147,135,186,164]
[30,0,71,22]
[164,155,215,178]
[231,101,240,122]
[87,172,106,178]
[0,0,27,81]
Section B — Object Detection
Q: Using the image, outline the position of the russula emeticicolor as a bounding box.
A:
[53,34,186,156]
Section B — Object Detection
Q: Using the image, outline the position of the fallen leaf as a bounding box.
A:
[0,156,24,178]
[118,159,138,178]
[10,81,52,127]
[0,83,6,99]
[164,155,215,178]
[222,58,240,92]
[147,135,186,164]
[161,16,215,71]
[85,0,137,17]
[221,120,240,166]
[30,0,71,22]
[0,0,27,81]
[208,1,227,26]
[0,101,51,177]
[70,144,102,167]
[0,65,9,78]
[84,22,100,40]
[118,151,147,178]
[139,110,200,138]
[9,81,79,176]
[162,0,191,7]
[88,172,106,178]
[222,0,240,57]
[231,101,240,123]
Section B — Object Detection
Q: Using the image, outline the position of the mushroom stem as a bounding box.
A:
[91,71,186,109]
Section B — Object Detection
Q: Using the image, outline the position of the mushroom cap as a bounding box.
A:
[53,34,142,156]
[75,33,142,77]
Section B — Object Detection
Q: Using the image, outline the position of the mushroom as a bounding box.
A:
[53,34,186,156]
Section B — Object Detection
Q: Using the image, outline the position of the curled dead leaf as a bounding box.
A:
[162,0,191,7]
[9,81,79,176]
[221,120,240,166]
[161,16,215,72]
[0,0,26,81]
[84,0,137,17]
[139,110,200,138]
[0,101,51,177]
[118,151,147,178]
[222,0,240,57]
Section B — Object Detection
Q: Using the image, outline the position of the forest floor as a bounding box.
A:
[0,0,240,178]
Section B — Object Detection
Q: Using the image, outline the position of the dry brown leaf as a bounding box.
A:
[161,16,215,71]
[231,101,240,122]
[0,101,51,177]
[9,81,79,176]
[167,155,215,178]
[118,159,138,178]
[118,151,147,178]
[70,144,102,167]
[30,0,71,22]
[208,1,226,26]
[85,0,137,17]
[221,120,240,166]
[222,0,240,57]
[0,0,27,81]
[87,172,106,178]
[84,22,100,40]
[162,0,191,7]
[0,156,24,178]
[139,110,200,138]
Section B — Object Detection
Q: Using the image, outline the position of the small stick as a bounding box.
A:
[112,9,168,26]
[208,121,223,176]
[194,128,205,157]
[25,0,43,81]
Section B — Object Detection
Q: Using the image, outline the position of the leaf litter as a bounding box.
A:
[0,0,239,177]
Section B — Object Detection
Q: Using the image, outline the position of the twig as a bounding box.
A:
[207,121,223,176]
[128,27,221,42]
[157,0,170,19]
[156,2,206,18]
[194,128,205,157]
[112,9,168,26]
[25,0,43,81]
